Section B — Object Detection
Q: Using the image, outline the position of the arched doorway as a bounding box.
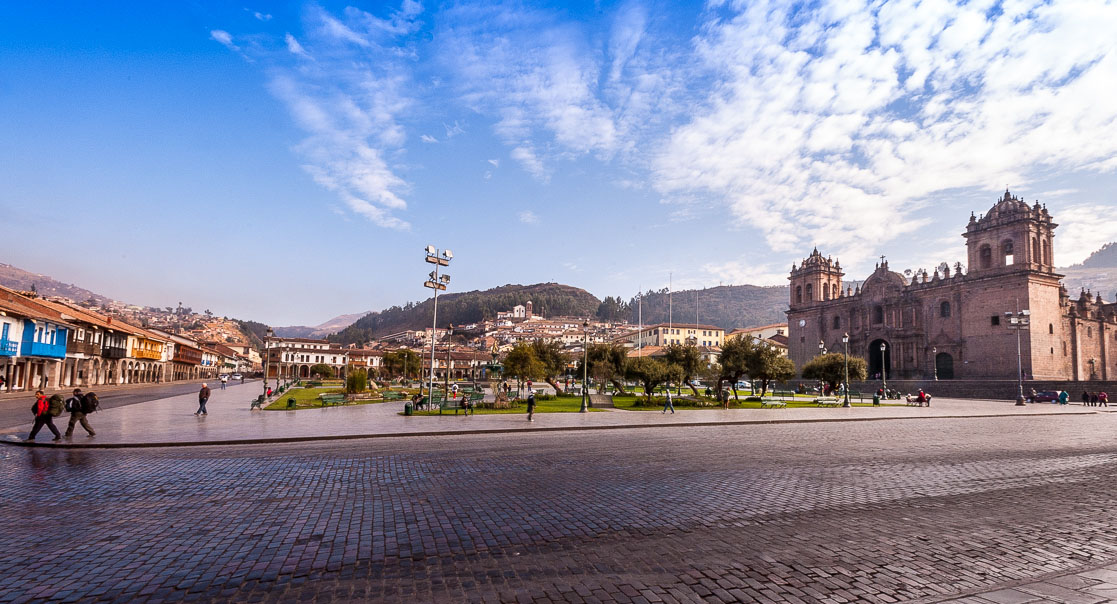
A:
[868,339,891,379]
[935,352,954,379]
[300,365,310,378]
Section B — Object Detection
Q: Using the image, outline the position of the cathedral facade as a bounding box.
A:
[787,190,1117,381]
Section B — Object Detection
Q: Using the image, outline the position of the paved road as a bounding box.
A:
[5,413,1117,602]
[0,379,258,430]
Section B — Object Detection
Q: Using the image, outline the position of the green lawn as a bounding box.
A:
[409,394,604,416]
[264,387,415,410]
[613,395,899,410]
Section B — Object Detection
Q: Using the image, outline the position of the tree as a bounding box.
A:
[346,368,368,394]
[625,357,682,403]
[717,337,754,400]
[801,353,867,392]
[309,363,334,379]
[383,350,421,380]
[503,343,542,384]
[577,342,630,395]
[747,344,796,395]
[530,340,569,394]
[664,343,703,396]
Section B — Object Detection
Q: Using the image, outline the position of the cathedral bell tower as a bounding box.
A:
[789,248,844,310]
[964,189,1057,276]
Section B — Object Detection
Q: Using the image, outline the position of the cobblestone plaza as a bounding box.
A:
[5,398,1117,602]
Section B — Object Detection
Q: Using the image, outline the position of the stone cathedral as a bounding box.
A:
[787,190,1117,381]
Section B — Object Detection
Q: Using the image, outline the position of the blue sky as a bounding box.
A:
[2,0,1116,326]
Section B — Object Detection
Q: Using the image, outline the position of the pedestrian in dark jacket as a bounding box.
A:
[196,383,210,416]
[1082,391,1091,406]
[64,388,95,438]
[27,390,61,441]
[526,392,536,422]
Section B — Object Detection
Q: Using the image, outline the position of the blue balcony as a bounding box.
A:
[0,339,17,356]
[22,341,67,359]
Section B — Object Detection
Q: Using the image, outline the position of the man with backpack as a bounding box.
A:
[64,388,96,438]
[26,390,61,441]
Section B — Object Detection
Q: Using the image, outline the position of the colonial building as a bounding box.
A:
[787,190,1115,381]
[618,323,725,348]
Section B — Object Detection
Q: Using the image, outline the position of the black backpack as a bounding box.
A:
[82,393,100,414]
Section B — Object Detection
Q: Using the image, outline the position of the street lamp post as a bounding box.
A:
[423,246,452,401]
[880,342,888,395]
[1004,308,1030,405]
[263,327,274,401]
[444,324,453,395]
[818,340,827,394]
[842,333,850,407]
[581,320,590,412]
[932,347,938,381]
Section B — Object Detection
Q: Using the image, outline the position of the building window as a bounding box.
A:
[873,306,884,324]
[1049,323,1054,334]
[1088,327,1093,337]
[832,316,840,329]
[1002,240,1014,265]
[795,286,802,304]
[991,315,1000,326]
[940,301,951,318]
[1063,341,1067,356]
[980,245,993,269]
[806,283,813,301]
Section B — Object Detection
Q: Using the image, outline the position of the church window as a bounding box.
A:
[832,316,840,329]
[1032,238,1040,264]
[806,284,813,301]
[795,286,802,303]
[1088,327,1093,338]
[1043,240,1050,265]
[873,306,884,324]
[991,315,1000,326]
[1063,341,1067,355]
[1002,240,1014,265]
[940,301,951,318]
[979,245,993,269]
[1049,323,1054,334]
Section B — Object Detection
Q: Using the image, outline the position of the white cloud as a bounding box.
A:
[284,33,310,59]
[210,30,239,52]
[443,121,464,138]
[254,12,272,22]
[518,210,540,225]
[699,260,788,288]
[420,134,438,143]
[487,159,499,167]
[655,0,1117,271]
[1054,203,1117,266]
[511,146,548,181]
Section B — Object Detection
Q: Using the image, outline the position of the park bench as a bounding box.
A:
[319,394,346,406]
[814,397,841,407]
[382,391,404,401]
[772,390,797,401]
[760,399,787,408]
[250,395,265,410]
[440,393,477,415]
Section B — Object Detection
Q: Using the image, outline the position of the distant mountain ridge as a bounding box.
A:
[1060,241,1117,298]
[274,312,370,339]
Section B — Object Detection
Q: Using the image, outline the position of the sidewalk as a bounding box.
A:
[0,387,1098,448]
[0,377,212,401]
[947,561,1117,603]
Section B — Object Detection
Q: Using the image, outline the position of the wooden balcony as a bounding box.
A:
[102,345,127,359]
[132,348,162,360]
[0,339,17,356]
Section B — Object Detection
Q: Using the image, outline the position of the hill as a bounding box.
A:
[329,283,602,345]
[0,263,112,305]
[1060,241,1117,298]
[274,311,370,339]
[611,285,789,331]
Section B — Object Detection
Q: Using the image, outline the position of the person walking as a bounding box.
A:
[27,390,61,441]
[526,391,536,422]
[196,383,210,416]
[220,375,228,390]
[662,385,675,414]
[1058,390,1069,405]
[64,388,95,438]
[1100,392,1109,407]
[1082,391,1091,406]
[1091,392,1099,406]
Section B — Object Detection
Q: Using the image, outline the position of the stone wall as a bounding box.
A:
[787,379,1117,401]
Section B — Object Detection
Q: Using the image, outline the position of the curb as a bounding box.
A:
[0,410,1093,450]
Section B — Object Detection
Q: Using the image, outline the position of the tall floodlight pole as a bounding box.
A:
[423,246,452,401]
[842,333,850,407]
[1005,306,1030,405]
[932,347,939,381]
[263,327,274,401]
[880,342,888,394]
[581,320,590,412]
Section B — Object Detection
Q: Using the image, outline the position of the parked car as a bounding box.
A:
[1033,390,1059,403]
[232,373,244,381]
[219,373,230,381]
[734,380,751,390]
